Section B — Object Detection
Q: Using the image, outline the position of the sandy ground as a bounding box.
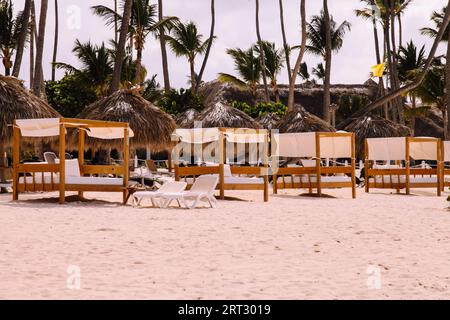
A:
[1,187,450,300]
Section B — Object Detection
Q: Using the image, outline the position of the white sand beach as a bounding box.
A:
[1,188,450,300]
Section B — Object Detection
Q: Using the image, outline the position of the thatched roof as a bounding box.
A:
[195,101,260,129]
[0,75,61,146]
[257,113,280,131]
[176,108,199,128]
[76,89,176,151]
[344,115,411,158]
[275,106,335,133]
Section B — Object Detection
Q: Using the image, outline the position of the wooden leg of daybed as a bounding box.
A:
[123,189,129,205]
[264,176,269,202]
[273,175,278,194]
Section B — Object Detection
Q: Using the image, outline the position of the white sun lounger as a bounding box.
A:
[159,175,219,209]
[132,181,187,208]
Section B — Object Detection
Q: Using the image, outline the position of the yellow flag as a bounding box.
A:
[371,62,386,78]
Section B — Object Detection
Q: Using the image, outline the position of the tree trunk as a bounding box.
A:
[256,0,270,102]
[337,3,450,129]
[196,0,215,94]
[190,58,196,92]
[279,0,292,85]
[287,0,306,111]
[114,0,118,43]
[158,0,171,92]
[272,79,280,102]
[135,44,143,84]
[110,0,133,94]
[51,0,59,81]
[446,25,450,139]
[32,0,48,96]
[372,14,381,64]
[12,0,32,78]
[29,1,35,87]
[411,93,416,136]
[397,14,403,50]
[323,0,332,124]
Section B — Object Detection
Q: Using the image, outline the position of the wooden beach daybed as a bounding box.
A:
[272,132,356,198]
[365,137,442,196]
[440,141,450,189]
[12,118,132,204]
[173,128,270,202]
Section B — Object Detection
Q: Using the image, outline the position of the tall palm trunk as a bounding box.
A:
[114,0,118,43]
[135,32,144,84]
[189,56,196,92]
[12,0,32,77]
[279,0,292,84]
[29,0,35,87]
[287,0,306,111]
[410,93,416,136]
[256,0,270,102]
[2,50,12,76]
[110,0,133,94]
[397,13,403,50]
[272,78,280,102]
[158,0,171,92]
[446,26,450,139]
[33,0,48,97]
[323,0,332,123]
[51,0,58,81]
[196,0,215,93]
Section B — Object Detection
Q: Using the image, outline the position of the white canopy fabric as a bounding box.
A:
[15,118,60,137]
[273,133,352,158]
[444,141,450,162]
[86,127,134,139]
[367,137,406,161]
[14,118,133,139]
[174,128,220,144]
[225,132,266,144]
[409,138,439,160]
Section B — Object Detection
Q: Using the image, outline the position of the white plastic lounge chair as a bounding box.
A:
[159,175,219,209]
[132,181,187,208]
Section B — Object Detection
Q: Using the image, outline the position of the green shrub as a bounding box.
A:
[231,101,288,118]
[156,88,203,116]
[45,74,97,118]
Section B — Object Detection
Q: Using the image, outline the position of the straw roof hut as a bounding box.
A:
[257,113,280,131]
[0,75,61,148]
[76,89,176,151]
[195,101,260,129]
[176,108,199,128]
[344,115,411,158]
[275,106,335,133]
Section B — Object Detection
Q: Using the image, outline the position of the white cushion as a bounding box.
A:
[223,164,232,177]
[301,160,317,167]
[184,175,265,185]
[55,158,81,177]
[66,176,123,185]
[373,164,402,169]
[277,175,351,183]
[370,175,437,184]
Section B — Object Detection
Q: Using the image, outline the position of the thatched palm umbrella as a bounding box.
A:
[176,108,199,128]
[195,102,260,129]
[0,76,61,182]
[75,89,176,152]
[344,115,411,159]
[257,113,280,131]
[276,106,335,133]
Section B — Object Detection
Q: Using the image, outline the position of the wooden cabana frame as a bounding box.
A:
[173,128,270,202]
[12,118,131,204]
[365,137,442,196]
[440,141,450,189]
[272,132,356,198]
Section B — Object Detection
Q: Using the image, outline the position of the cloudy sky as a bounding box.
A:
[11,0,448,89]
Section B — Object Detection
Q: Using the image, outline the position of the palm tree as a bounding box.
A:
[54,40,114,97]
[51,0,58,81]
[12,0,31,78]
[109,0,133,93]
[254,41,284,102]
[416,63,447,136]
[218,47,261,96]
[355,0,382,64]
[196,0,215,93]
[298,62,311,83]
[0,0,22,76]
[394,0,413,50]
[166,21,212,93]
[288,0,306,111]
[32,0,48,97]
[278,0,292,84]
[255,0,270,102]
[397,40,426,134]
[158,0,170,92]
[306,9,351,122]
[421,6,450,138]
[312,62,325,83]
[92,0,176,84]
